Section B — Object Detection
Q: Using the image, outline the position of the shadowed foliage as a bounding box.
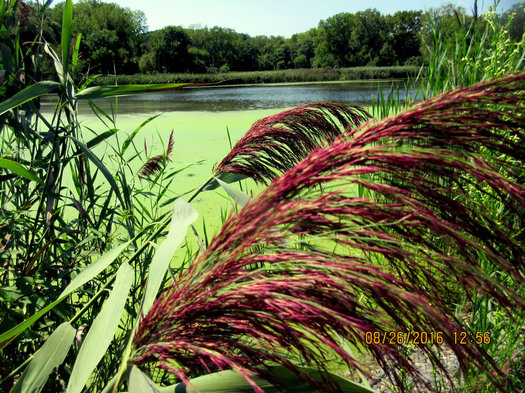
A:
[131,74,525,392]
[214,102,371,184]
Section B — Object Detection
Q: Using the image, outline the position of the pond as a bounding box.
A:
[39,80,413,235]
[41,79,417,114]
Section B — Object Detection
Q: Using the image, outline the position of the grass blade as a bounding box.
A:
[69,136,124,206]
[0,241,130,349]
[202,172,247,191]
[76,83,191,100]
[71,33,81,71]
[129,366,161,393]
[86,128,119,149]
[142,198,198,315]
[0,81,60,115]
[121,114,161,156]
[0,158,43,185]
[61,0,73,78]
[172,366,377,393]
[10,322,75,393]
[67,262,134,393]
[216,177,250,207]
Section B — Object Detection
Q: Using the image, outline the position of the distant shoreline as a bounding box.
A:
[93,66,423,86]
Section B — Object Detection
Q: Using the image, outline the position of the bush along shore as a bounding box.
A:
[93,66,422,86]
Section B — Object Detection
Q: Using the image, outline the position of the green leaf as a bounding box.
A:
[67,262,134,393]
[60,241,130,297]
[71,33,81,71]
[216,177,250,207]
[121,114,161,156]
[10,322,75,393]
[0,158,43,185]
[142,198,198,315]
[76,83,191,100]
[69,136,124,206]
[61,0,73,78]
[0,81,60,115]
[166,366,377,393]
[0,241,129,349]
[129,366,161,393]
[202,172,247,191]
[86,128,119,149]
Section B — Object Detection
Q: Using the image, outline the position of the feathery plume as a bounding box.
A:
[139,130,175,180]
[214,102,371,184]
[132,74,525,392]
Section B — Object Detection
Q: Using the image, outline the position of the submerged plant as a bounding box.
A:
[130,74,525,392]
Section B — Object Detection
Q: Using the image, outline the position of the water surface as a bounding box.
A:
[41,80,415,114]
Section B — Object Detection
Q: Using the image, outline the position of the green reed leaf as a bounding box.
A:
[142,198,198,315]
[129,366,161,393]
[0,81,60,115]
[10,322,75,393]
[61,0,73,78]
[71,33,81,71]
[67,262,134,393]
[216,177,250,207]
[121,114,161,156]
[76,83,190,100]
[69,136,124,206]
[0,158,43,185]
[201,172,247,191]
[171,366,377,393]
[0,241,130,349]
[86,128,119,149]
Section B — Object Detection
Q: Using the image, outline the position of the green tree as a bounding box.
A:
[146,26,192,73]
[290,29,316,68]
[46,0,147,74]
[187,26,257,71]
[383,11,423,65]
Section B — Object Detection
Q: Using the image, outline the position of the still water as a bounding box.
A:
[41,80,416,114]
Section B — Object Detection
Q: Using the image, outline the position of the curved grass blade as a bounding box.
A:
[201,172,247,191]
[0,81,60,115]
[69,136,124,206]
[0,241,130,349]
[71,33,81,71]
[171,367,376,393]
[121,114,161,156]
[10,322,75,393]
[216,177,250,207]
[142,199,198,315]
[76,83,192,100]
[67,262,134,393]
[129,366,161,393]
[61,0,73,78]
[0,158,43,185]
[86,128,119,149]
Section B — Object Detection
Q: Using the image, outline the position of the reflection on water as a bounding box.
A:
[40,80,417,114]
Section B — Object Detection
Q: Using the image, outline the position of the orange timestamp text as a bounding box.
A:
[365,331,491,346]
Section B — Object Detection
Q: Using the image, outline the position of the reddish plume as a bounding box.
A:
[132,74,525,392]
[214,102,371,184]
[139,130,175,179]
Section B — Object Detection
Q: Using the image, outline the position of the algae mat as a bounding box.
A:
[78,108,284,242]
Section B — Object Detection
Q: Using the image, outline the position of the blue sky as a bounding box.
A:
[85,0,520,36]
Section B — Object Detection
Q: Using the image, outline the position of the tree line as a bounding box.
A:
[20,0,525,76]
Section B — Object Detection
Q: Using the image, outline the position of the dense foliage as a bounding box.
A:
[25,0,525,76]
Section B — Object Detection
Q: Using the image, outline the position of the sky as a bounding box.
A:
[82,0,521,36]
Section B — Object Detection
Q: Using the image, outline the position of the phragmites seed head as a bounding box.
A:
[133,74,525,392]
